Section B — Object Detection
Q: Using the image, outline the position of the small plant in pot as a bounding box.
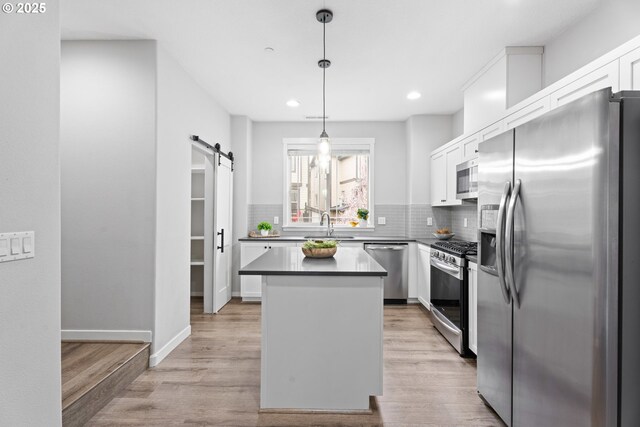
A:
[356,208,369,227]
[257,221,272,237]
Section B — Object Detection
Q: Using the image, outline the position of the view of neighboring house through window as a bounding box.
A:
[285,139,374,227]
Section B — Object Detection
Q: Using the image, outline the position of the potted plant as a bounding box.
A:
[257,221,273,236]
[356,208,369,227]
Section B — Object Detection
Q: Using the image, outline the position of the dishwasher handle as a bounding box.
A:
[366,246,406,251]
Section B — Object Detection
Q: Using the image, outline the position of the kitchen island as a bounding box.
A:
[239,247,387,412]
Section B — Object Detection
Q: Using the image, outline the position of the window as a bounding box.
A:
[284,138,374,228]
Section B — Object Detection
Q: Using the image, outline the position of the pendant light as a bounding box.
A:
[316,9,333,168]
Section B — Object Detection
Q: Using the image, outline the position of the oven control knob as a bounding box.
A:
[448,256,456,263]
[433,251,439,258]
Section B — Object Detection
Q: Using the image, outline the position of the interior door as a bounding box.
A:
[511,89,614,426]
[213,155,233,313]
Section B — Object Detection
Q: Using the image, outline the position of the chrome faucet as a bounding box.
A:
[320,211,334,237]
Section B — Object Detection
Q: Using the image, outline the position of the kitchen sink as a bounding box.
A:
[303,235,355,239]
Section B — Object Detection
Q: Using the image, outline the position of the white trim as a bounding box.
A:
[418,296,431,310]
[149,325,191,367]
[232,291,241,297]
[282,138,375,229]
[61,329,152,342]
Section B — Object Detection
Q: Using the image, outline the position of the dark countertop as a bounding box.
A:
[240,235,442,247]
[239,235,415,243]
[238,247,388,277]
[467,255,478,264]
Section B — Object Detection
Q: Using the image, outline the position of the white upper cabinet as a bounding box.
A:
[463,47,543,134]
[550,60,620,108]
[504,96,550,131]
[460,133,481,161]
[445,144,462,205]
[620,46,640,90]
[479,120,506,142]
[430,151,447,206]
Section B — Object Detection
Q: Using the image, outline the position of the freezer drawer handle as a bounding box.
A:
[505,179,521,308]
[431,308,461,336]
[496,182,512,304]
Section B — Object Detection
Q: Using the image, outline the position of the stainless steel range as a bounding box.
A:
[429,240,477,356]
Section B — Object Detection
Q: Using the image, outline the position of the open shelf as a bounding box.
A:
[190,260,205,266]
[191,198,205,202]
[191,236,204,240]
[191,166,205,174]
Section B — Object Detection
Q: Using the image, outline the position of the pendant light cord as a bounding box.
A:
[322,18,326,134]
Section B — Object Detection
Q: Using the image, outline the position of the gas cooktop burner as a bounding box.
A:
[432,241,477,256]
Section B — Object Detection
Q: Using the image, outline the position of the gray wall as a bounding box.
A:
[155,46,230,352]
[0,2,62,424]
[544,0,640,86]
[61,41,157,334]
[231,116,252,295]
[251,121,407,206]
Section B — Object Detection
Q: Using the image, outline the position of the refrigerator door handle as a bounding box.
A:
[496,181,512,304]
[505,179,521,308]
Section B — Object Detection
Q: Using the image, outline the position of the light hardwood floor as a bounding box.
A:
[87,298,503,426]
[62,341,149,426]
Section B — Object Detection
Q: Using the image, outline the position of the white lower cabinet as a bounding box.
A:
[468,261,478,355]
[240,242,293,300]
[417,244,431,310]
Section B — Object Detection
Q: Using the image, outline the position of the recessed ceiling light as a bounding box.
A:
[407,91,421,100]
[264,47,275,53]
[286,99,300,108]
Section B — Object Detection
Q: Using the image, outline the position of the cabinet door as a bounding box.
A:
[550,60,619,108]
[445,144,463,206]
[468,262,478,355]
[430,152,447,206]
[418,246,431,309]
[479,120,505,142]
[620,46,640,90]
[460,133,481,161]
[240,243,268,299]
[504,96,550,130]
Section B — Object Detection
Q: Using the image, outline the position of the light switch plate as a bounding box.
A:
[427,217,433,226]
[464,218,468,228]
[378,217,386,225]
[273,216,279,225]
[0,231,35,263]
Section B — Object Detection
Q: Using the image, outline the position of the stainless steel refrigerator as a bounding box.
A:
[477,88,640,426]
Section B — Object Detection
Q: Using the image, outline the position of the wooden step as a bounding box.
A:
[61,341,150,427]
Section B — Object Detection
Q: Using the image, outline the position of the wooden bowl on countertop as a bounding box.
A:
[302,247,337,258]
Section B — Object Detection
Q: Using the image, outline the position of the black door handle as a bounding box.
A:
[217,229,224,253]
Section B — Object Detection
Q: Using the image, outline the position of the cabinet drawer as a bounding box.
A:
[620,46,640,90]
[550,61,619,108]
[504,97,550,130]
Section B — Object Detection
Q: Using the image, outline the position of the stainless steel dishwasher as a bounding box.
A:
[364,243,408,303]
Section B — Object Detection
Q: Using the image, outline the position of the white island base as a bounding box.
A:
[260,274,384,412]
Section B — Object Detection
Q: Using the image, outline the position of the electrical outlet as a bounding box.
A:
[464,218,468,228]
[378,217,386,225]
[273,216,279,225]
[427,217,433,226]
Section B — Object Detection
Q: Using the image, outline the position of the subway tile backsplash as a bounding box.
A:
[246,202,478,241]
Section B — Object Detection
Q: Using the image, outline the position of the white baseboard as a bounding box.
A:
[232,291,241,297]
[149,325,191,367]
[61,329,152,342]
[190,291,204,297]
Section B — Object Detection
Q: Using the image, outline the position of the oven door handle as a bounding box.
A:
[431,308,461,336]
[430,258,461,277]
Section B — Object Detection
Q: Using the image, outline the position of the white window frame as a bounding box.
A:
[282,137,375,231]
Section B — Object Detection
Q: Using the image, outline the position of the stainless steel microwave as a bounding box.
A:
[456,158,478,200]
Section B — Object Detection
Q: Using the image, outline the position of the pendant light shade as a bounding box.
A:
[317,9,333,165]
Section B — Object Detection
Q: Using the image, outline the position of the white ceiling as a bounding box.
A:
[60,0,600,121]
